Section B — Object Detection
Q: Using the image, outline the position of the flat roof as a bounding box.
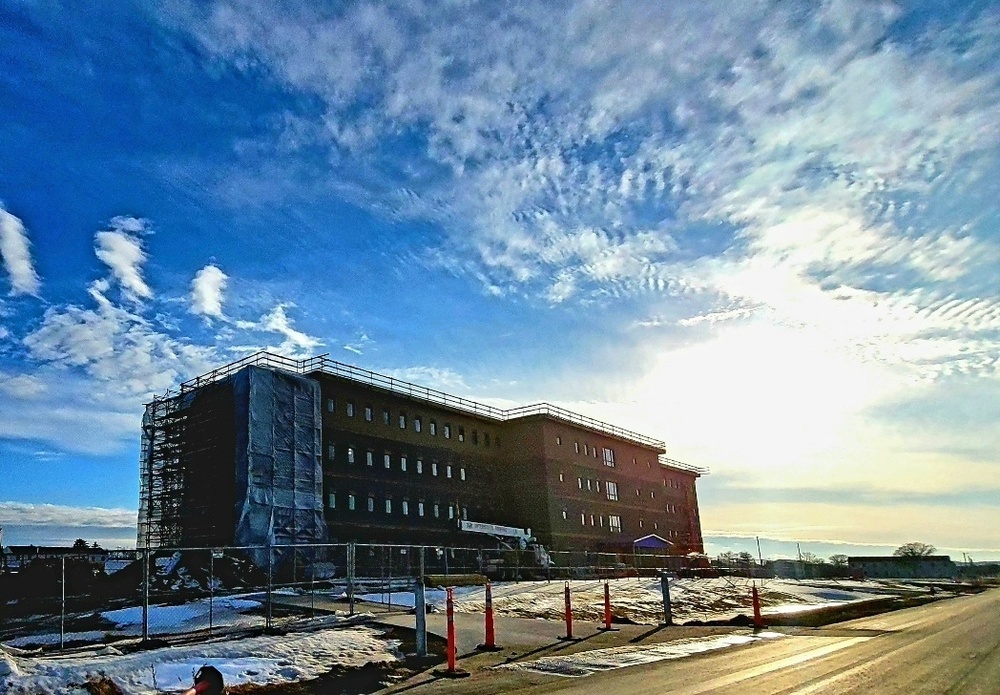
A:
[154,351,701,459]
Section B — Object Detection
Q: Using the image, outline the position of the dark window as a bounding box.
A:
[458,427,465,442]
[399,413,406,429]
[472,430,478,445]
[430,420,437,436]
[414,417,422,433]
[367,496,374,512]
[348,494,356,511]
[382,408,390,425]
[364,405,373,422]
[346,401,355,417]
[326,398,335,413]
[443,424,451,439]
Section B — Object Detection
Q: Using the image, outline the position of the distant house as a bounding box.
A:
[848,555,956,579]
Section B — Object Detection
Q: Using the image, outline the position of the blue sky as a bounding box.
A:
[1,0,998,559]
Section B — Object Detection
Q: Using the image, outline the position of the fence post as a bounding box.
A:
[266,546,273,631]
[387,547,393,612]
[660,571,673,626]
[347,542,356,616]
[209,551,214,635]
[414,578,427,657]
[60,556,65,650]
[600,581,617,631]
[142,547,150,642]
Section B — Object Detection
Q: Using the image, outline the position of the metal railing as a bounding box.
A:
[155,351,670,451]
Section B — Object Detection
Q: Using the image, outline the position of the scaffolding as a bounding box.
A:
[138,365,325,553]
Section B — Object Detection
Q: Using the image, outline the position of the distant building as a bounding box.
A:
[138,352,706,554]
[4,545,109,569]
[848,555,956,579]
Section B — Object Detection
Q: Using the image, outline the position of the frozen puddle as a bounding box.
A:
[496,631,785,677]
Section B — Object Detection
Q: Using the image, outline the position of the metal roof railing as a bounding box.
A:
[160,351,679,452]
[658,455,709,476]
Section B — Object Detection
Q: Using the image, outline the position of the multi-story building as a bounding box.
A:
[138,353,705,555]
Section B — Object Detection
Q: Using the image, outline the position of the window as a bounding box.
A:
[575,442,580,454]
[364,405,373,422]
[382,408,390,425]
[472,430,478,445]
[556,436,562,445]
[415,417,422,433]
[458,427,465,442]
[460,467,466,481]
[650,490,655,499]
[448,505,455,519]
[418,501,425,517]
[446,465,453,478]
[654,522,659,530]
[347,447,355,464]
[346,401,355,417]
[367,496,374,512]
[639,519,644,528]
[348,494,356,511]
[384,453,391,469]
[596,480,600,491]
[444,424,451,439]
[599,515,604,527]
[328,492,336,508]
[402,500,409,516]
[590,514,595,526]
[431,461,438,476]
[327,444,336,460]
[430,420,437,436]
[400,456,407,472]
[559,472,564,482]
[562,509,568,520]
[577,477,583,489]
[433,503,440,518]
[586,479,592,491]
[385,499,392,514]
[606,481,619,501]
[399,413,406,429]
[326,398,335,413]
[366,450,374,466]
[636,488,641,497]
[603,447,615,467]
[609,515,622,532]
[580,512,586,525]
[583,444,588,455]
[462,506,468,520]
[593,447,598,458]
[416,458,423,474]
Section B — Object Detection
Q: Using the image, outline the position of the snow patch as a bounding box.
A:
[496,631,786,677]
[0,626,398,694]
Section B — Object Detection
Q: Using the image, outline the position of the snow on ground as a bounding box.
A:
[0,626,399,694]
[356,578,904,624]
[1,596,266,651]
[496,630,786,677]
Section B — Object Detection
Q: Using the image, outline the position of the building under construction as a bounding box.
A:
[138,353,706,554]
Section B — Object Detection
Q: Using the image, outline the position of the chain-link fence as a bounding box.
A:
[0,543,690,652]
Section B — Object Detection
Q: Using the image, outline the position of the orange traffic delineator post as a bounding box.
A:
[477,582,502,651]
[560,581,576,640]
[599,581,618,631]
[433,587,470,678]
[752,585,765,629]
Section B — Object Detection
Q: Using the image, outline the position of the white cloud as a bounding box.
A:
[0,501,137,529]
[190,263,228,318]
[94,216,153,301]
[236,304,322,358]
[0,205,41,296]
[0,373,47,398]
[380,365,469,392]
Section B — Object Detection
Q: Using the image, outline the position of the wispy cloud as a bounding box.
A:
[0,204,41,296]
[235,303,323,358]
[190,263,228,319]
[94,216,153,302]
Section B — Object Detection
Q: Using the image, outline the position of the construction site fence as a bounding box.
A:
[0,543,691,653]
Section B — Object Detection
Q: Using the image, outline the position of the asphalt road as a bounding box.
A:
[382,587,1000,694]
[518,588,1000,694]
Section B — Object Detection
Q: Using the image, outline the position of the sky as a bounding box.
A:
[1,0,998,559]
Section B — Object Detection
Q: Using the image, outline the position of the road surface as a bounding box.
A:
[383,587,1000,694]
